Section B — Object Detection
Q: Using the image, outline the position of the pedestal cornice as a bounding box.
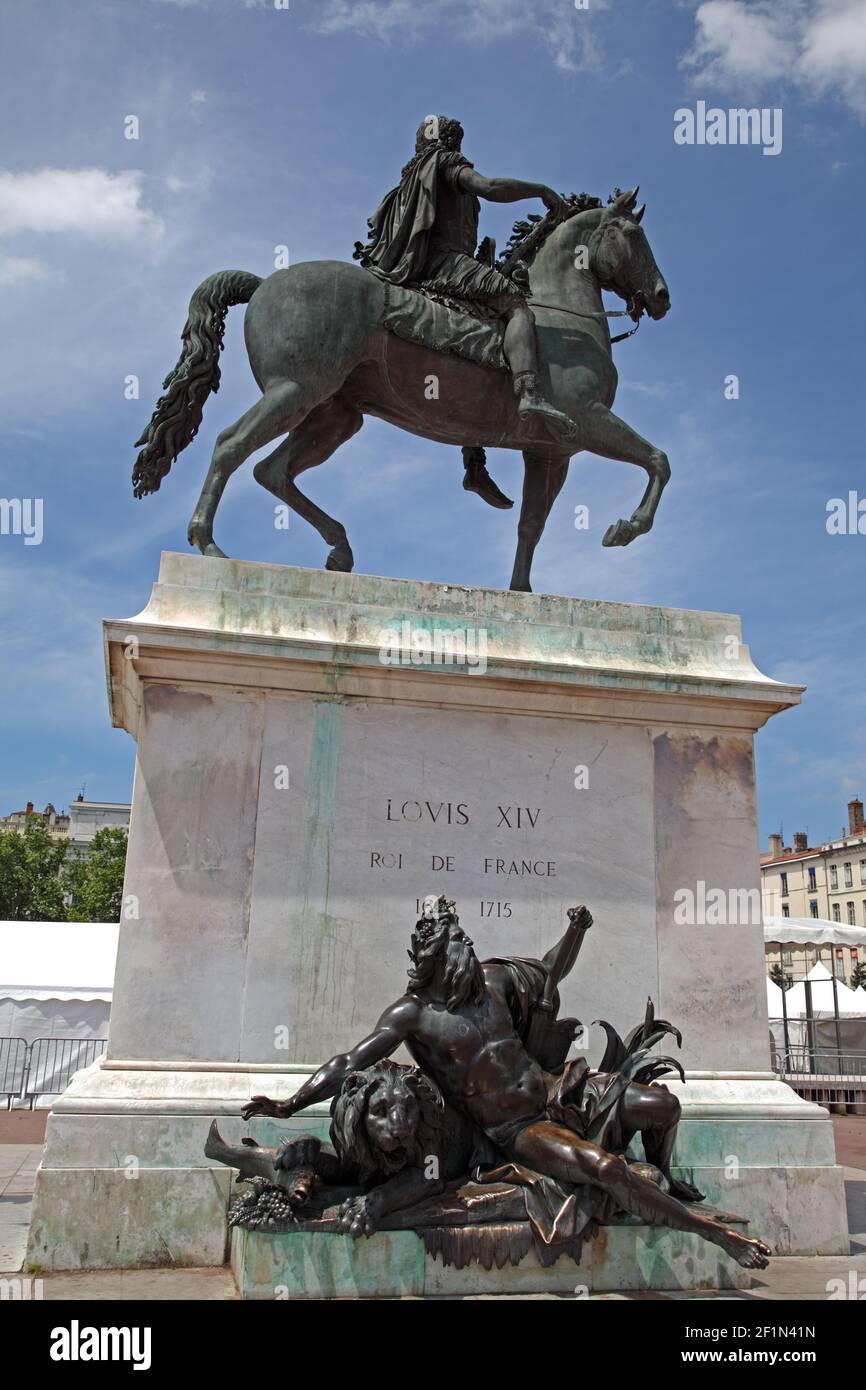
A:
[104,552,802,737]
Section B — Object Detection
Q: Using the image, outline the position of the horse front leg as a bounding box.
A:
[579,402,670,548]
[510,452,570,592]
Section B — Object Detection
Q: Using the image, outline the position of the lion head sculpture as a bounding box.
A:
[329,1059,446,1184]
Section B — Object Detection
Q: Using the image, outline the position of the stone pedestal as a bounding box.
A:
[27,553,848,1276]
[230,1221,753,1299]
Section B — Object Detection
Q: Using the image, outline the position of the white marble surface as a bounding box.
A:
[27,556,847,1271]
[103,557,798,1070]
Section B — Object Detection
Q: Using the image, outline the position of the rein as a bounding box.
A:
[527,296,644,344]
[499,203,645,345]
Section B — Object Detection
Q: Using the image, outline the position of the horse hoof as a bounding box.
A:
[188,523,227,558]
[325,542,354,573]
[602,518,640,547]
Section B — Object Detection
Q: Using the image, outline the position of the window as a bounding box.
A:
[830,865,838,889]
[808,866,817,891]
[844,862,853,887]
[782,903,790,917]
[780,871,788,897]
[810,900,819,918]
[861,859,866,886]
[782,950,793,965]
[832,903,841,922]
[836,949,846,980]
[848,901,856,925]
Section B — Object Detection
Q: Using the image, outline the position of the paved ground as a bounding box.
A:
[0,1110,47,1144]
[833,1113,866,1169]
[0,1144,40,1273]
[1,1114,864,1300]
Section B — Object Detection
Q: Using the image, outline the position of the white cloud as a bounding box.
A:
[0,254,50,286]
[0,168,165,241]
[310,0,607,73]
[799,0,866,112]
[683,1,866,116]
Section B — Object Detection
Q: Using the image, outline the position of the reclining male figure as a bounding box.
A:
[244,899,769,1269]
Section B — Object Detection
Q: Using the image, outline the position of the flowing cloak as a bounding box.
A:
[473,955,642,1259]
[354,147,474,287]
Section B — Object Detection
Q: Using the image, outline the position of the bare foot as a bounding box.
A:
[714,1225,771,1269]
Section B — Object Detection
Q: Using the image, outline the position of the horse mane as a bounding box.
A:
[496,190,636,276]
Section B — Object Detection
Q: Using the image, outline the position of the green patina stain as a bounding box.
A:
[236,1228,425,1299]
[292,699,351,1039]
[300,699,343,930]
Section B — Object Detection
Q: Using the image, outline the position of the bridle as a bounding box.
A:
[527,292,645,343]
[502,211,647,345]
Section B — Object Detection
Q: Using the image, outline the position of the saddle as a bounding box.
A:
[377,276,508,372]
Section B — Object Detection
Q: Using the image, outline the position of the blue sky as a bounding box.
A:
[0,0,864,848]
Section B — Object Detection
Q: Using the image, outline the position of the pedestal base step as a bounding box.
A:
[230,1222,752,1299]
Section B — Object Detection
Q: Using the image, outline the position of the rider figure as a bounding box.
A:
[354,115,579,510]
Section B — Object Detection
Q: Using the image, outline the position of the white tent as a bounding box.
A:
[764,915,866,950]
[0,921,118,1105]
[766,974,785,1016]
[780,961,866,1017]
[768,961,866,1069]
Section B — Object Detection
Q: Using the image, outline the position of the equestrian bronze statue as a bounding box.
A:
[133,115,672,592]
[233,897,770,1271]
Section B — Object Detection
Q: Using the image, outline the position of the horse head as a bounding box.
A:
[588,186,670,321]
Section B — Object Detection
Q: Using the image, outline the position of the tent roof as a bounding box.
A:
[781,963,866,1018]
[764,915,866,949]
[0,920,119,1001]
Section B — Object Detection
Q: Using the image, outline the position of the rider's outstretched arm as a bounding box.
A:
[458,168,564,214]
[541,905,593,981]
[242,998,418,1120]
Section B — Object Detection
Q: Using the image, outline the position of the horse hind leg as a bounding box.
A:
[510,452,570,592]
[253,396,363,572]
[187,379,318,558]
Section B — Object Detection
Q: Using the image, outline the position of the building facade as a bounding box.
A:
[66,798,131,852]
[761,798,866,982]
[0,795,130,852]
[0,801,69,838]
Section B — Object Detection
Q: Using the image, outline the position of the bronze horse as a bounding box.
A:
[133,187,671,592]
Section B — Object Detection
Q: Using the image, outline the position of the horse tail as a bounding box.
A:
[132,269,263,497]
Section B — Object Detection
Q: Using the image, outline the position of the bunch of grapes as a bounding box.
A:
[229,1179,298,1231]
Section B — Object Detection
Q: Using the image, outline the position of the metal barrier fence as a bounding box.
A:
[0,1036,107,1108]
[0,1037,29,1106]
[773,1047,866,1082]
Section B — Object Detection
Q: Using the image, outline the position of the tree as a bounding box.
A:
[769,962,792,990]
[63,827,128,923]
[851,961,866,992]
[0,818,69,920]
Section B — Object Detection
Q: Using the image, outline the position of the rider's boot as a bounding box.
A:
[462,446,513,509]
[513,371,579,442]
